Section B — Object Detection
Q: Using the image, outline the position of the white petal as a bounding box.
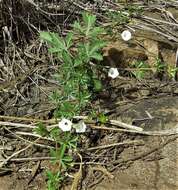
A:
[73,121,87,133]
[108,68,119,79]
[121,30,132,41]
[58,118,72,132]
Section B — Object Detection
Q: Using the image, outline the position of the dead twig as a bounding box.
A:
[109,119,143,131]
[71,153,83,190]
[0,121,35,129]
[84,140,143,151]
[91,125,178,136]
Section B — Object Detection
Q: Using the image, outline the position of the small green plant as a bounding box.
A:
[155,58,178,80]
[34,122,49,137]
[131,61,150,79]
[154,58,165,73]
[106,10,130,25]
[40,12,106,119]
[89,110,108,124]
[167,65,178,79]
[35,124,78,189]
[104,4,143,35]
[127,4,143,16]
[46,171,64,190]
[37,12,107,189]
[98,113,108,124]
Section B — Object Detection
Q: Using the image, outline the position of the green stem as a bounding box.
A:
[60,143,66,159]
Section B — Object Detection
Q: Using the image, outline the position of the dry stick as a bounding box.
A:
[78,116,178,136]
[0,157,106,166]
[0,137,41,168]
[85,140,144,151]
[91,125,178,136]
[1,119,178,136]
[142,15,178,27]
[134,24,178,42]
[109,119,143,131]
[15,131,54,142]
[0,115,56,124]
[90,165,114,179]
[0,115,142,131]
[0,121,35,129]
[46,120,143,132]
[2,137,176,166]
[142,15,178,40]
[132,16,177,42]
[71,153,83,190]
[0,157,54,162]
[5,127,52,149]
[72,116,143,131]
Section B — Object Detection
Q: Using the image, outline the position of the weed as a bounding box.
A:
[155,58,178,80]
[36,12,107,189]
[40,12,106,120]
[97,113,108,124]
[131,61,150,79]
[46,170,64,190]
[154,58,165,73]
[167,65,178,79]
[104,4,143,34]
[131,58,178,80]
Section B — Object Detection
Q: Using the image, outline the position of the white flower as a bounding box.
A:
[121,30,132,41]
[58,118,72,132]
[108,68,119,79]
[73,121,87,133]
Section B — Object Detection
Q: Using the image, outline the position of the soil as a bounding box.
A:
[90,96,178,190]
[2,97,177,190]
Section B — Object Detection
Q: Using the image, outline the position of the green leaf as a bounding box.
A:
[65,33,73,48]
[132,61,149,79]
[58,102,78,118]
[48,47,62,53]
[74,57,83,67]
[49,127,61,140]
[34,122,49,137]
[51,33,66,50]
[84,43,90,56]
[60,155,73,169]
[83,41,106,61]
[89,41,106,55]
[46,170,53,179]
[67,136,78,149]
[46,171,63,190]
[82,12,96,36]
[62,51,73,65]
[41,12,107,134]
[93,79,103,92]
[73,21,82,33]
[62,155,73,162]
[98,113,108,124]
[50,148,57,159]
[40,32,67,52]
[91,53,103,61]
[89,27,104,37]
[40,31,53,43]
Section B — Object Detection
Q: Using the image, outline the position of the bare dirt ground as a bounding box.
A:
[90,96,178,190]
[1,97,177,190]
[0,1,178,190]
